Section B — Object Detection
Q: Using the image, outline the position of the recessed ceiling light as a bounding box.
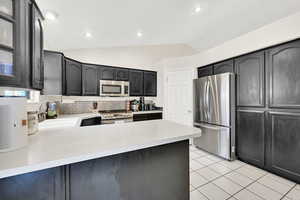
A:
[85,32,92,38]
[137,31,143,38]
[195,6,201,13]
[44,10,58,21]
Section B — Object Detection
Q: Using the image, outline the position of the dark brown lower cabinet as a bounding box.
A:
[266,111,300,183]
[0,141,189,200]
[0,167,65,200]
[237,110,265,168]
[133,112,163,122]
[69,141,188,200]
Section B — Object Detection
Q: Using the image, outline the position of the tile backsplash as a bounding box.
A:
[39,95,156,115]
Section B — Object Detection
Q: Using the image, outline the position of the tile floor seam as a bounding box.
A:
[279,184,297,200]
[258,178,295,197]
[244,173,283,200]
[211,180,242,199]
[197,190,210,200]
[190,146,298,200]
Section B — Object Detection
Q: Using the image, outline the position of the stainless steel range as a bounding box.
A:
[99,111,133,124]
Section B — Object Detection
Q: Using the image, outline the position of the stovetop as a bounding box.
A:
[99,110,133,120]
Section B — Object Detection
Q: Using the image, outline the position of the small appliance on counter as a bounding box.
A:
[139,97,145,111]
[0,97,28,152]
[27,111,39,135]
[130,99,140,112]
[46,102,58,119]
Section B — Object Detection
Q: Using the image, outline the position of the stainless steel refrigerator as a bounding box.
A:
[193,72,236,160]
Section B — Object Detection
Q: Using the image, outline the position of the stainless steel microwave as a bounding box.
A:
[99,80,130,97]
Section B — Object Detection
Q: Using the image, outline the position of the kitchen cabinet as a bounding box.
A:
[133,112,162,122]
[82,64,99,96]
[0,0,21,87]
[236,110,265,167]
[197,65,213,78]
[129,69,144,96]
[0,167,65,200]
[213,60,234,75]
[30,3,44,90]
[0,0,44,89]
[99,66,116,80]
[69,141,186,200]
[266,40,300,109]
[64,58,82,96]
[43,51,63,95]
[266,111,300,183]
[143,71,157,96]
[235,51,265,107]
[116,68,129,81]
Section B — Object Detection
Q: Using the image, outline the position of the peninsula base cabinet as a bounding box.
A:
[0,167,65,200]
[0,141,189,200]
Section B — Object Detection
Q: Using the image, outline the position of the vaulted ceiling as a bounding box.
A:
[36,0,300,52]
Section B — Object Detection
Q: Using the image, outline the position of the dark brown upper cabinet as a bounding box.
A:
[266,40,300,109]
[31,3,44,90]
[198,65,213,78]
[236,110,265,168]
[43,51,63,95]
[99,66,116,80]
[64,58,82,96]
[266,111,300,183]
[0,0,21,87]
[0,0,44,89]
[235,51,265,107]
[144,71,157,96]
[213,60,234,75]
[129,69,144,96]
[115,68,129,81]
[82,64,98,96]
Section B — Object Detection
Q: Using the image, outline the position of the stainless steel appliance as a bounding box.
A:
[193,73,236,160]
[99,111,133,124]
[99,80,130,97]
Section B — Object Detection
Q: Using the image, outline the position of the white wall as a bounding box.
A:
[164,11,300,69]
[156,11,300,108]
[63,44,197,71]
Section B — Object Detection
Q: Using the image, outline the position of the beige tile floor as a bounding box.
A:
[189,145,300,200]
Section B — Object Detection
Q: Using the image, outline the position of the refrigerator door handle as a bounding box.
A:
[204,80,209,121]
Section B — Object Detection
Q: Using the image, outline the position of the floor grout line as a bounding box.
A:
[189,147,298,200]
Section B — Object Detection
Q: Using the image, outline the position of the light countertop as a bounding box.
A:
[0,120,201,179]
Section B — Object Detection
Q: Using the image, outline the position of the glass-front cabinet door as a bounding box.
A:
[0,0,21,86]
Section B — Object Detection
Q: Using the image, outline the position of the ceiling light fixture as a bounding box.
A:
[195,6,201,13]
[85,32,92,38]
[44,10,58,21]
[137,31,143,38]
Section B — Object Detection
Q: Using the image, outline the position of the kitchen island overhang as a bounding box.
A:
[0,120,201,200]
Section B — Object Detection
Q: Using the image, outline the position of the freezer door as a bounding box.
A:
[193,77,209,123]
[194,123,232,160]
[206,73,232,127]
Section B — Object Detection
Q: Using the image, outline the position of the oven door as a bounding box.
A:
[100,81,123,96]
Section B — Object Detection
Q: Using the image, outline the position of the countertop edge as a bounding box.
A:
[0,132,200,179]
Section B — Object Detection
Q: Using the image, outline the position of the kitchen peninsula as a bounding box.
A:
[0,120,200,200]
